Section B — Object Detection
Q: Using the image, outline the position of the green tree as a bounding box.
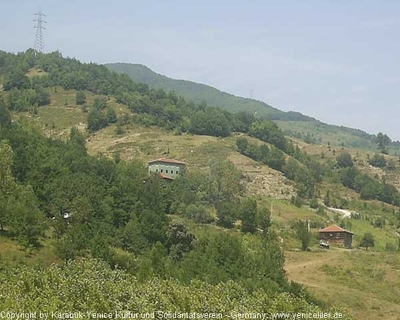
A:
[236,137,248,153]
[249,120,287,151]
[35,86,51,106]
[87,108,107,132]
[0,142,15,230]
[341,167,358,189]
[0,98,12,128]
[139,209,167,245]
[283,157,300,181]
[294,220,311,251]
[3,68,30,90]
[240,198,257,234]
[266,147,286,171]
[215,201,237,228]
[359,232,375,250]
[106,107,117,123]
[69,127,86,150]
[119,217,148,254]
[376,132,391,154]
[360,181,379,200]
[90,234,114,264]
[93,96,107,110]
[336,151,353,168]
[209,160,241,203]
[55,235,77,264]
[9,185,45,248]
[257,207,272,234]
[368,153,386,168]
[166,218,196,260]
[75,91,87,105]
[185,204,213,223]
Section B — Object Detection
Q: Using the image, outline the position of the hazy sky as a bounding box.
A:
[2,0,400,139]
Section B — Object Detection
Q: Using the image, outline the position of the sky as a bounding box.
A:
[1,0,400,139]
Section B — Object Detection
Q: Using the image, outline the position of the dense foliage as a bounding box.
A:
[0,49,260,138]
[0,259,349,317]
[1,49,399,208]
[0,118,304,301]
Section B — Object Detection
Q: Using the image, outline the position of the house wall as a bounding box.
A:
[148,162,185,178]
[319,232,353,248]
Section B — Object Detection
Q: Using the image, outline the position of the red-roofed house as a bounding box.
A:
[319,225,354,248]
[148,158,186,180]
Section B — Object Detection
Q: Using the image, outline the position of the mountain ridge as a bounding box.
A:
[106,62,400,152]
[105,62,317,122]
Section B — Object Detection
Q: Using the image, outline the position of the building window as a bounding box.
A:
[166,170,169,173]
[156,169,158,173]
[161,169,163,173]
[176,171,179,174]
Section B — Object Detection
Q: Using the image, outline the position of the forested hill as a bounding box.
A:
[106,63,399,152]
[105,62,314,122]
[0,49,397,317]
[0,48,339,314]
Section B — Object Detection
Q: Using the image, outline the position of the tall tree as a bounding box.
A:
[240,198,257,234]
[294,220,311,251]
[359,232,375,250]
[166,218,196,260]
[257,207,272,235]
[0,142,14,230]
[9,185,45,248]
[0,98,11,128]
[376,132,391,154]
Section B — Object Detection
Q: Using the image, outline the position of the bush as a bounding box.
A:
[336,152,353,168]
[316,205,325,215]
[185,204,214,223]
[309,198,318,209]
[291,195,303,208]
[115,123,124,135]
[368,153,387,168]
[75,91,86,105]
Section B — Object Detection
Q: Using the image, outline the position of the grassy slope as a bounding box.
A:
[4,85,400,320]
[285,250,400,320]
[105,63,400,153]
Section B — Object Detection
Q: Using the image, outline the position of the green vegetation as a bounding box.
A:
[106,63,400,154]
[0,48,324,311]
[2,49,400,319]
[0,258,349,317]
[294,220,311,251]
[0,111,306,299]
[368,153,387,168]
[376,132,391,154]
[75,90,86,105]
[105,63,292,119]
[359,232,375,250]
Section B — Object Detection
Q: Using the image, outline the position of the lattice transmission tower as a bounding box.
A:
[33,8,46,52]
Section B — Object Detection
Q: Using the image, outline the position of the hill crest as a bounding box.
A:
[106,62,316,122]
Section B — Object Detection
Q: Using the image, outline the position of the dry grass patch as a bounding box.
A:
[285,249,400,320]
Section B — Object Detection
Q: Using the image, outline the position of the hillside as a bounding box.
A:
[106,63,400,153]
[2,49,400,319]
[105,63,314,121]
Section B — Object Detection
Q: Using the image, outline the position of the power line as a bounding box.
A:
[33,8,46,52]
